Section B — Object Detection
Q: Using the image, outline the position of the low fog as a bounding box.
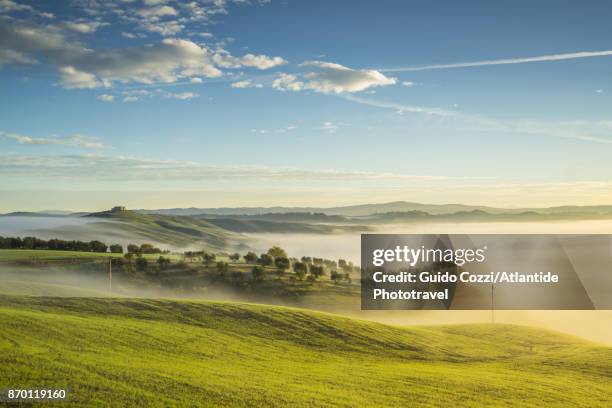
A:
[2,217,612,345]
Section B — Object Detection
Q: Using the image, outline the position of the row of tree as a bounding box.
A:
[0,235,117,253]
[0,235,166,255]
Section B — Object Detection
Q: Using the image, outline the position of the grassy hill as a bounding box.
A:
[1,295,610,407]
[85,209,238,248]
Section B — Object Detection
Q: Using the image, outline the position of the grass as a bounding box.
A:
[0,295,610,407]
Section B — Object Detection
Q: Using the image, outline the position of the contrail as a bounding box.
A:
[381,50,612,72]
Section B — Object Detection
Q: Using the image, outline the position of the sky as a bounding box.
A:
[1,0,612,211]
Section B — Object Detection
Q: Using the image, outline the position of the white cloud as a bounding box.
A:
[0,19,288,88]
[97,94,114,102]
[62,21,105,34]
[190,77,203,83]
[272,62,396,94]
[61,38,223,86]
[162,91,199,100]
[595,89,603,93]
[0,131,104,149]
[240,53,286,69]
[137,5,177,19]
[0,48,36,66]
[0,0,32,13]
[213,50,286,70]
[141,20,184,36]
[59,66,102,89]
[320,121,338,132]
[0,21,81,67]
[0,2,287,87]
[299,61,396,93]
[402,81,414,87]
[382,50,612,72]
[231,80,262,88]
[272,73,304,91]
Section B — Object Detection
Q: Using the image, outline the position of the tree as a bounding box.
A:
[330,270,340,283]
[203,252,216,265]
[140,243,161,254]
[135,256,148,271]
[216,261,229,276]
[258,253,274,266]
[293,261,307,280]
[229,253,240,262]
[243,251,258,264]
[184,251,196,262]
[344,272,352,283]
[267,246,287,259]
[274,256,290,272]
[109,244,123,254]
[251,265,265,282]
[127,244,141,254]
[310,265,324,280]
[90,240,108,253]
[300,256,312,264]
[157,256,171,270]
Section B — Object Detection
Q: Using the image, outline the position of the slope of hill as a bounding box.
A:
[201,218,364,233]
[84,209,237,248]
[1,296,610,407]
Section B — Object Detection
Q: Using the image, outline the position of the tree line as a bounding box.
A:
[0,235,165,255]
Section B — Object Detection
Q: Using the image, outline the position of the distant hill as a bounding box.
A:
[84,208,236,248]
[7,201,612,218]
[85,208,362,236]
[136,201,612,217]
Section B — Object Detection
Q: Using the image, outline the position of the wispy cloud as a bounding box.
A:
[341,94,461,118]
[0,154,461,182]
[0,131,104,149]
[340,95,612,145]
[381,50,612,72]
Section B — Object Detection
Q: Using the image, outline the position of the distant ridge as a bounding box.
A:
[135,201,612,217]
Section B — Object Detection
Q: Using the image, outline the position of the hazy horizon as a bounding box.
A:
[4,193,612,214]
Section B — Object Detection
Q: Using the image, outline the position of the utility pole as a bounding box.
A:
[491,283,495,324]
[108,258,112,294]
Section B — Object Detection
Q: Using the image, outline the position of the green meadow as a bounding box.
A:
[1,295,610,407]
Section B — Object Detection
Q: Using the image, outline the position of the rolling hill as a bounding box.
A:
[1,295,610,407]
[136,201,612,217]
[84,208,234,247]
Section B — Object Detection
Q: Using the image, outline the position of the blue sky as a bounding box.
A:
[1,0,612,211]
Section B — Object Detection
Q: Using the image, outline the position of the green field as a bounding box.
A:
[1,295,610,407]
